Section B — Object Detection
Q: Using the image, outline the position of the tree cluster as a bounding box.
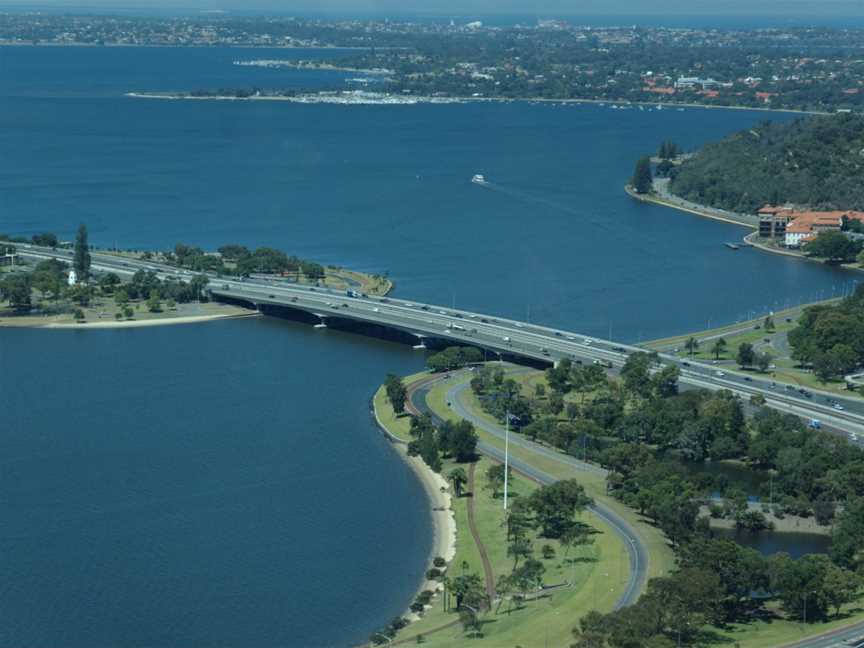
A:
[670,114,864,212]
[406,413,478,471]
[788,284,864,380]
[426,346,483,372]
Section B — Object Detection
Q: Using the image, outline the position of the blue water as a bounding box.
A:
[0,46,860,647]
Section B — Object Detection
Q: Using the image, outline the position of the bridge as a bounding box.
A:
[17,244,864,439]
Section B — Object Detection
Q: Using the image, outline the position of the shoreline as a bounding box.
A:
[124,90,829,116]
[0,311,260,329]
[625,184,758,229]
[370,389,457,624]
[626,185,864,274]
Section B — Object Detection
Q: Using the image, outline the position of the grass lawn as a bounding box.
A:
[395,455,627,648]
[425,369,676,580]
[374,375,633,647]
[710,600,864,648]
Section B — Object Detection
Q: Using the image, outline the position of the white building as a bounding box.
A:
[67,269,77,286]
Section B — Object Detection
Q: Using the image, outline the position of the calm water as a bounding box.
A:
[0,46,859,647]
[713,528,831,559]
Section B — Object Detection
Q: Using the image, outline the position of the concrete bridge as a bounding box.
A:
[17,244,864,438]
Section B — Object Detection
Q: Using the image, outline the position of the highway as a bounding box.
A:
[17,244,864,443]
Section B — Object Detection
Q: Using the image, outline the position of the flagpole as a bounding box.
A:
[503,411,509,510]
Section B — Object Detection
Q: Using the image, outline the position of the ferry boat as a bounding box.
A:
[724,242,740,250]
[471,174,487,184]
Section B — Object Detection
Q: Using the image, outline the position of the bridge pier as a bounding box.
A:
[412,334,427,350]
[312,313,327,328]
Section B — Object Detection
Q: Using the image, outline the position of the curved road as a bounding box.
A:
[410,372,648,611]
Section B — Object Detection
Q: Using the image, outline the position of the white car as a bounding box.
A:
[372,307,380,312]
[566,336,576,341]
[834,403,845,411]
[515,323,524,328]
[583,339,592,345]
[715,370,725,377]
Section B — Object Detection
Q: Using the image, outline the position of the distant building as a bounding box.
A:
[781,210,864,247]
[757,205,794,238]
[757,204,864,246]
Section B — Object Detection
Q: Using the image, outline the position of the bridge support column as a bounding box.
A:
[412,334,427,350]
[312,313,327,329]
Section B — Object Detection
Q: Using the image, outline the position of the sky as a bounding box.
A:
[1,0,863,16]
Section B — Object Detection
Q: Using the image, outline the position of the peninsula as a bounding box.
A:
[0,226,391,328]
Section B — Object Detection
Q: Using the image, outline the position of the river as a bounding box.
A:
[0,45,858,647]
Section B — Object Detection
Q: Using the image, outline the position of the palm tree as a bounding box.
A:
[711,337,727,360]
[685,337,699,357]
[448,467,468,498]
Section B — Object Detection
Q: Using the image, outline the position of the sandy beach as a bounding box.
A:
[1,311,260,329]
[371,397,457,620]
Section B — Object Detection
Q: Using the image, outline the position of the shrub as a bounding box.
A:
[433,556,446,568]
[425,568,442,579]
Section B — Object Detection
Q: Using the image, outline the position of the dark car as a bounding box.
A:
[743,376,752,382]
[682,361,691,367]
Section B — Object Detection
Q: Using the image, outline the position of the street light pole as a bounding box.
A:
[503,411,510,510]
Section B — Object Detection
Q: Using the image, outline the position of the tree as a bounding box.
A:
[711,337,728,360]
[736,342,755,367]
[684,336,699,357]
[621,352,652,397]
[190,274,209,301]
[651,364,680,398]
[73,223,91,282]
[631,156,653,194]
[764,315,775,332]
[823,565,861,617]
[146,289,162,313]
[528,479,592,539]
[805,231,862,262]
[831,496,864,571]
[31,232,58,247]
[0,274,32,309]
[507,537,533,570]
[755,352,772,373]
[385,374,407,414]
[813,344,858,381]
[448,467,468,498]
[448,420,478,462]
[485,463,511,499]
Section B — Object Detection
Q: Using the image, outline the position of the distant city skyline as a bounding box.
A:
[1,0,863,16]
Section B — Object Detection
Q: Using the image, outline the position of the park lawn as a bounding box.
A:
[423,368,675,580]
[709,599,864,648]
[642,301,812,352]
[373,371,431,442]
[770,358,855,397]
[418,369,676,582]
[398,455,626,648]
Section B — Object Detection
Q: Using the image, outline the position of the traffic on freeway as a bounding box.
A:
[18,244,864,443]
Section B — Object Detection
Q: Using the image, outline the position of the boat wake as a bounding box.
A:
[474,179,614,229]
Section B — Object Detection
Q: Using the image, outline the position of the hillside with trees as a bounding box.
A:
[669,113,864,213]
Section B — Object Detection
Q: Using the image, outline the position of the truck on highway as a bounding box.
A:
[346,289,361,298]
[593,359,612,368]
